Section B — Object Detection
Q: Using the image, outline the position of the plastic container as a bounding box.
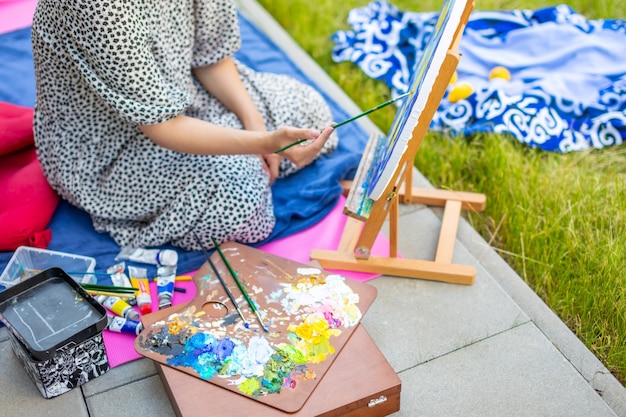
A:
[0,268,109,398]
[0,246,97,289]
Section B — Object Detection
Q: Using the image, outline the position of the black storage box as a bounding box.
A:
[0,268,110,398]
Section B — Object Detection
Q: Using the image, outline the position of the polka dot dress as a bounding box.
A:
[31,0,338,251]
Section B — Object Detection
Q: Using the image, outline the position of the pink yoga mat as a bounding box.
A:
[103,195,390,367]
[0,0,38,34]
[257,194,389,281]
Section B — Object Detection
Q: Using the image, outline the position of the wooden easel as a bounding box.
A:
[311,0,485,285]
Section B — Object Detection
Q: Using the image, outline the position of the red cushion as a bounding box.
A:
[0,102,35,156]
[0,102,59,251]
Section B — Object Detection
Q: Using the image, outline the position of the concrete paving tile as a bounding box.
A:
[85,374,175,417]
[396,322,617,417]
[82,357,158,397]
[0,339,89,417]
[361,270,528,373]
[392,203,469,261]
[453,214,626,416]
[362,208,528,372]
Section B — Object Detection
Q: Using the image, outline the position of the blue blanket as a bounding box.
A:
[331,2,626,152]
[0,14,367,279]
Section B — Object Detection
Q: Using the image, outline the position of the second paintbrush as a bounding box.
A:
[192,232,250,329]
[210,237,269,333]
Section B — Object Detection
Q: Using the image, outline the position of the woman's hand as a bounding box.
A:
[272,126,335,167]
[260,125,334,183]
[260,153,281,184]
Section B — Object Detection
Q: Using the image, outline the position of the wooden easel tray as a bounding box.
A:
[135,242,377,413]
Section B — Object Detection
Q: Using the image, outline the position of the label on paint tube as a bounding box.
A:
[96,295,141,322]
[107,315,143,335]
[156,265,176,310]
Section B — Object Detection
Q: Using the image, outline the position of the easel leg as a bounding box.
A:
[435,199,462,263]
[389,197,398,258]
[337,216,364,253]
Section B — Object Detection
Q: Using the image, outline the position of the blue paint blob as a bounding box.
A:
[216,338,235,362]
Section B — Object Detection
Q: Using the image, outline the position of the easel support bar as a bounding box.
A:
[401,185,486,211]
[310,249,475,285]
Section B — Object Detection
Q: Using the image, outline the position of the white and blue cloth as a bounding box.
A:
[331,2,626,152]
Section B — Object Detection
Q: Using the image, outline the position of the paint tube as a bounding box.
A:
[107,262,132,288]
[95,295,141,322]
[106,315,143,335]
[128,266,152,315]
[156,265,176,310]
[115,247,178,266]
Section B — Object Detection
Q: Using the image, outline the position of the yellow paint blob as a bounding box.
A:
[489,66,511,81]
[448,81,474,103]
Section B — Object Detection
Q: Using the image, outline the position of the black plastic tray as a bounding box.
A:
[0,267,107,361]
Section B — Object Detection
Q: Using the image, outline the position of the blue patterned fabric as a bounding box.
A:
[331,2,626,152]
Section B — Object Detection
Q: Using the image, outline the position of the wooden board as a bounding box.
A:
[135,242,378,413]
[157,324,401,417]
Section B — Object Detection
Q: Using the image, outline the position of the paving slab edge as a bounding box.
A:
[455,217,626,416]
[237,1,626,415]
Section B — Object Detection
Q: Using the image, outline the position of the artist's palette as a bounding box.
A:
[135,242,377,413]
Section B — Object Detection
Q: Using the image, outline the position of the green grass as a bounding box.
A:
[418,132,626,380]
[256,0,626,384]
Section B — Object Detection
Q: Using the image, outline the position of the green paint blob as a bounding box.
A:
[239,378,261,396]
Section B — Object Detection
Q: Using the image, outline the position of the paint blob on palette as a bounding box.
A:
[135,242,377,413]
[139,274,359,393]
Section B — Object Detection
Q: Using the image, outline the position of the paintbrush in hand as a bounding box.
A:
[274,90,413,154]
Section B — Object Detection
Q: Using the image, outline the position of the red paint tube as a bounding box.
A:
[128,266,152,315]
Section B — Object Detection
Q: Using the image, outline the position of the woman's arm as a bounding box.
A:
[141,57,333,170]
[139,115,334,167]
[139,115,267,154]
[192,57,265,131]
[193,57,284,182]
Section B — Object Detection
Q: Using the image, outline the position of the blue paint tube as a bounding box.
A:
[106,315,143,335]
[156,265,176,310]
